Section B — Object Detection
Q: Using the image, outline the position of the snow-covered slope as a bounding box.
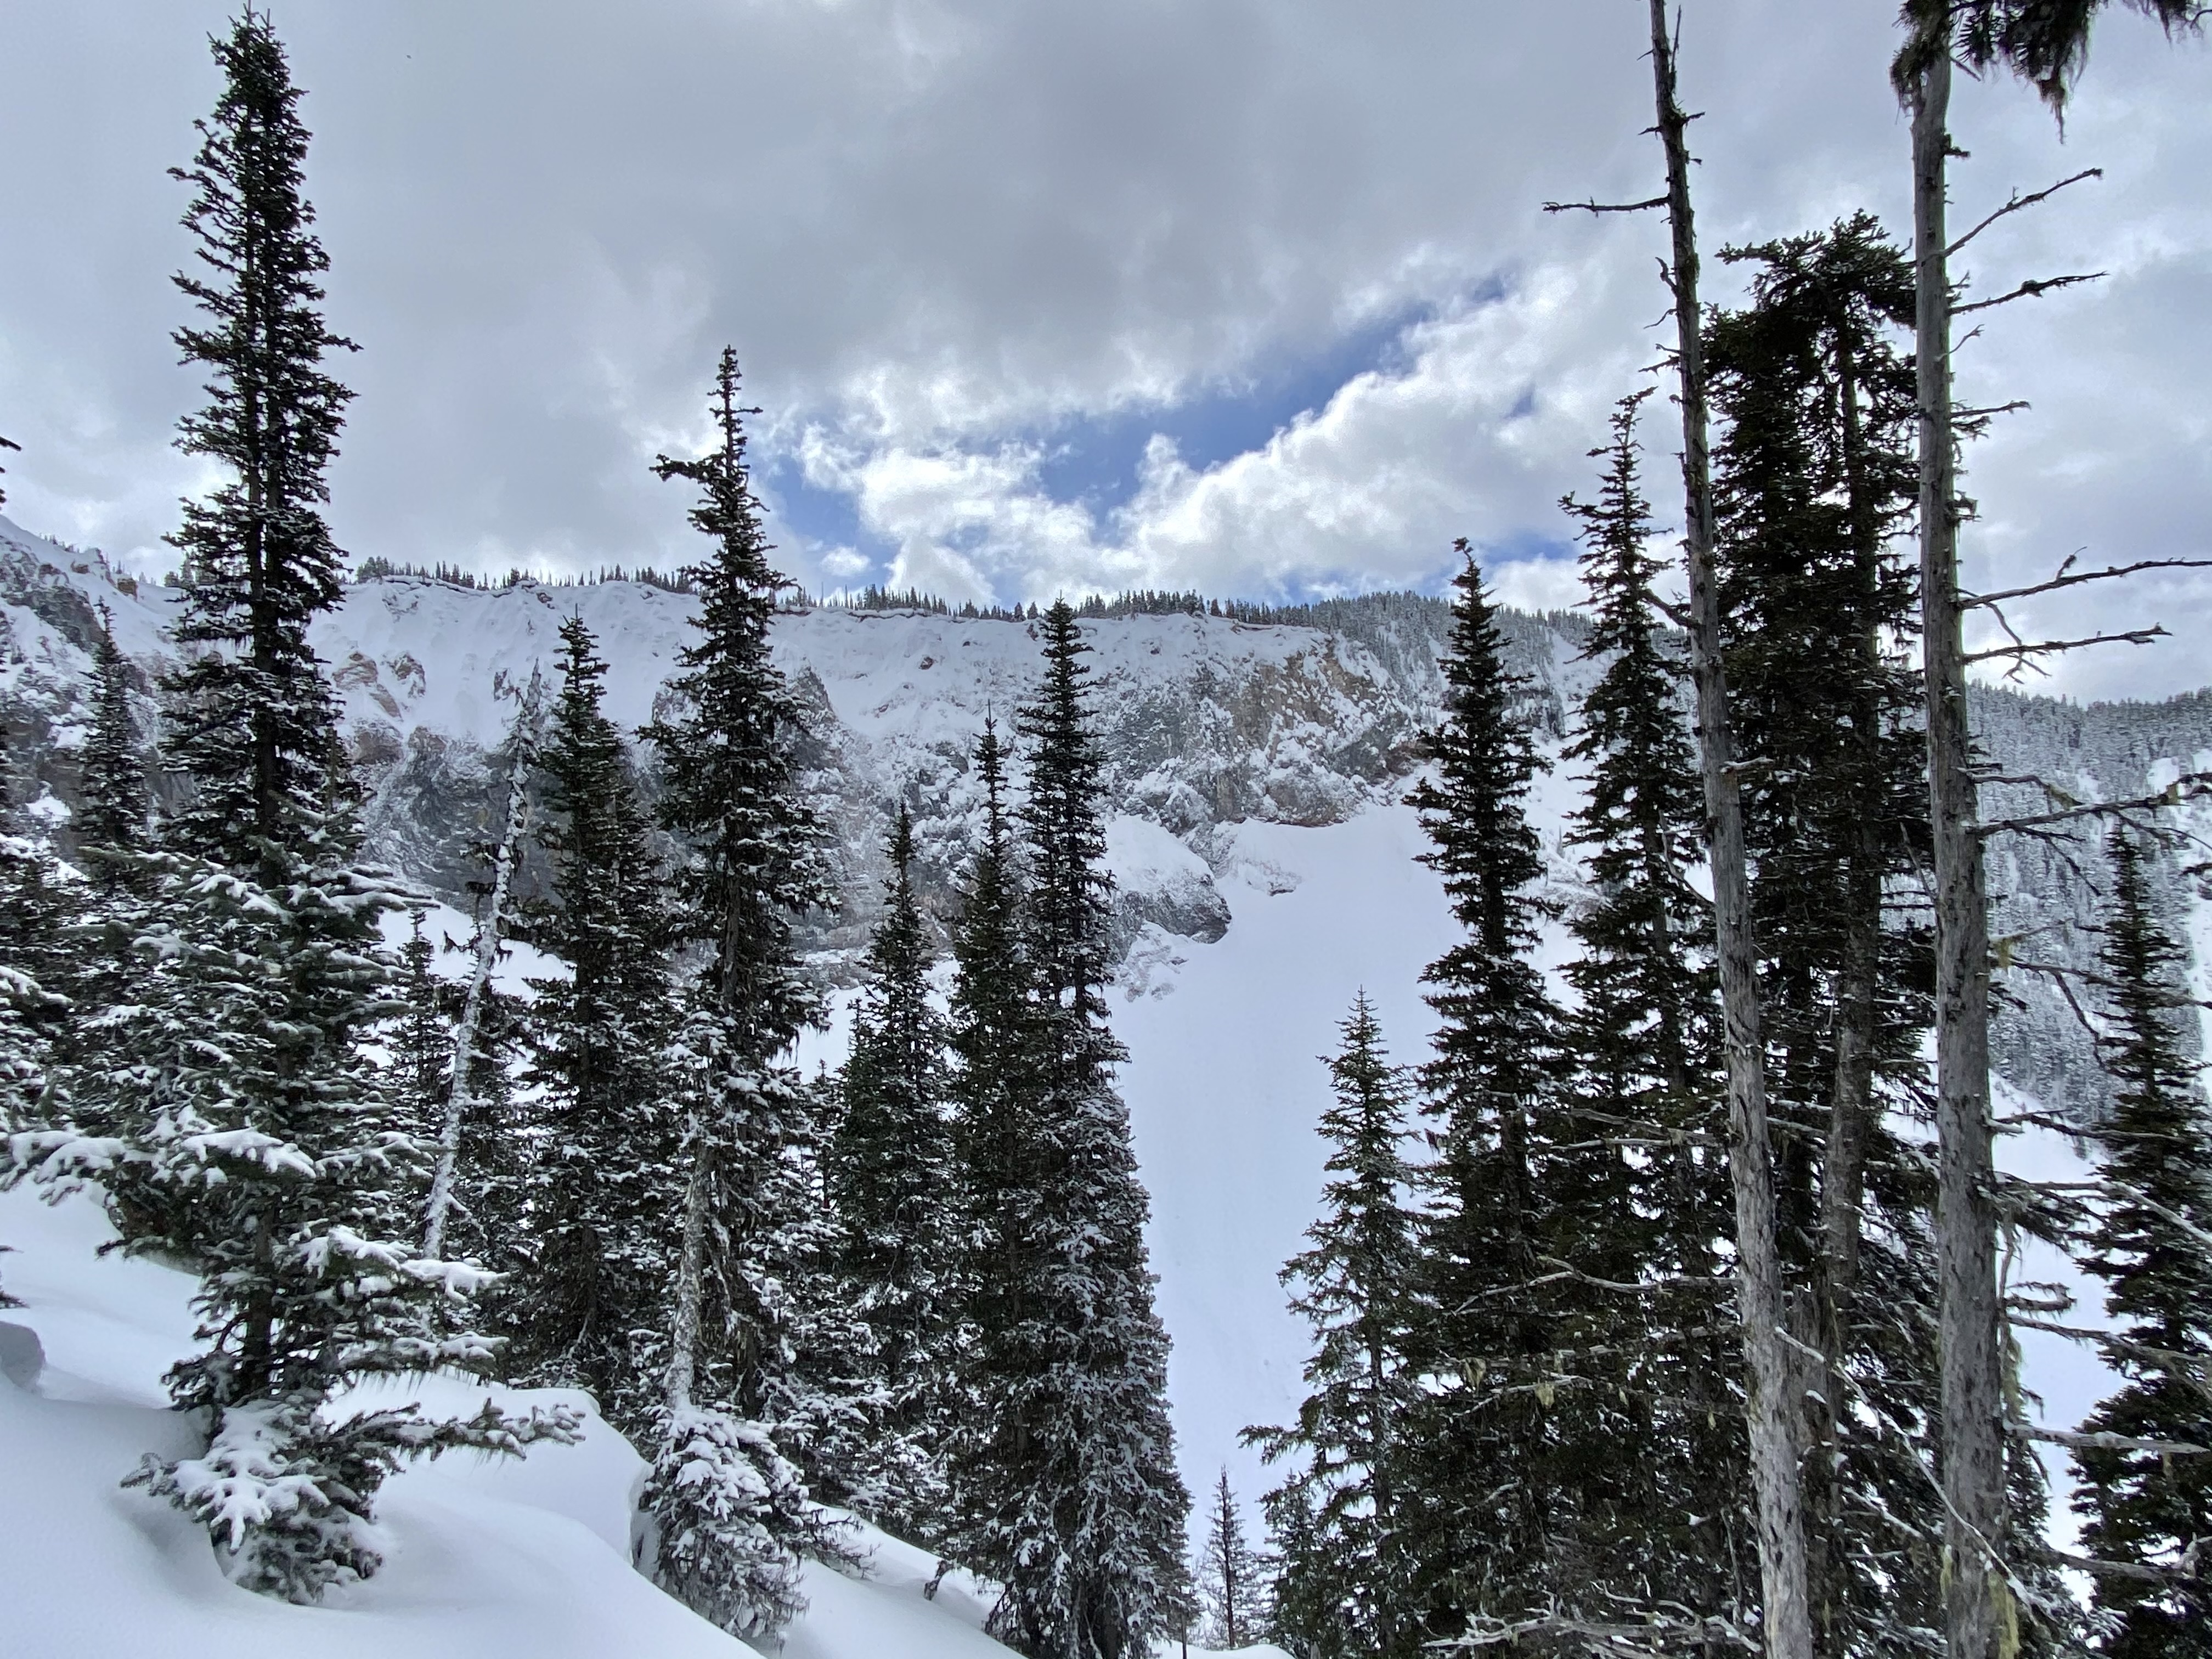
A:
[2,506,2203,1627]
[0,1182,1036,1659]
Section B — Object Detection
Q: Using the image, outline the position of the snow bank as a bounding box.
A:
[0,1184,1024,1659]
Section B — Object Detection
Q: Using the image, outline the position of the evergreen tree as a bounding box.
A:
[506,616,680,1431]
[78,604,149,884]
[1557,394,1751,1631]
[2071,828,2212,1653]
[30,17,567,1601]
[1197,1468,1268,1652]
[1708,216,1967,1656]
[831,805,956,1536]
[1249,994,1423,1657]
[158,11,356,878]
[952,606,1192,1659]
[1398,551,1587,1642]
[640,349,853,1639]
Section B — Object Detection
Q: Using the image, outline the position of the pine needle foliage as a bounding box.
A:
[1250,994,1424,1657]
[507,616,681,1433]
[831,805,956,1536]
[2071,828,2212,1654]
[1198,1468,1270,1651]
[1400,551,1587,1641]
[641,348,855,1640]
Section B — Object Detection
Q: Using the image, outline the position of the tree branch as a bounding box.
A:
[1953,271,2104,317]
[1964,555,2212,610]
[1946,168,2104,258]
[1543,194,1670,216]
[1963,626,2165,666]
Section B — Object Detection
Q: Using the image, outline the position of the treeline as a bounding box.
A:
[351,555,696,594]
[0,16,1192,1658]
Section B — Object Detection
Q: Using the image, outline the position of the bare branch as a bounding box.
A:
[1953,399,2032,420]
[1964,626,2164,666]
[2010,1422,2211,1457]
[1543,194,1670,216]
[1953,271,2104,317]
[1979,775,2212,838]
[2046,1543,2204,1585]
[1965,556,2212,611]
[1946,168,2104,258]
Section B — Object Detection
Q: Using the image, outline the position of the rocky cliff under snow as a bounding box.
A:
[5,511,2204,1118]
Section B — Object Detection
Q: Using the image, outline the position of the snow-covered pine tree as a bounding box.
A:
[1249,994,1424,1657]
[0,722,72,1304]
[830,804,956,1536]
[639,349,854,1640]
[1556,392,1749,1630]
[507,615,680,1432]
[2070,827,2212,1653]
[979,596,1190,1659]
[943,712,1046,1575]
[1398,551,1585,1643]
[78,604,149,885]
[29,16,572,1602]
[1198,1468,1269,1652]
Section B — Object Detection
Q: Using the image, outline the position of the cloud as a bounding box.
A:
[0,1,2206,691]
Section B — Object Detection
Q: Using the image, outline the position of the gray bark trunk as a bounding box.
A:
[665,1137,714,1415]
[1909,47,2011,1659]
[1645,7,1811,1656]
[422,667,543,1260]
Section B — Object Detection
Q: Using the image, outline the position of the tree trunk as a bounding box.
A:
[666,1136,715,1415]
[1909,47,2011,1659]
[422,668,542,1259]
[1645,6,1812,1656]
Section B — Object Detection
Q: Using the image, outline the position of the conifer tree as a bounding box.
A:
[1399,552,1590,1641]
[30,16,568,1601]
[639,349,853,1639]
[951,607,1190,1659]
[159,12,356,877]
[1250,994,1423,1656]
[2071,828,2212,1652]
[1198,1469,1268,1652]
[78,605,149,884]
[1556,394,1751,1628]
[507,616,680,1431]
[1018,598,1192,1658]
[1707,216,1973,1653]
[831,805,956,1536]
[944,712,1044,1559]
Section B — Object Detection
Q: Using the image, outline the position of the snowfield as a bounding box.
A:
[0,1181,1050,1658]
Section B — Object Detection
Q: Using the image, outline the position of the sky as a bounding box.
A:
[2,1,2208,698]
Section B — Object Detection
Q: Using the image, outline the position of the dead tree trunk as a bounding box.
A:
[1645,7,1810,1656]
[422,667,543,1260]
[1909,46,2011,1659]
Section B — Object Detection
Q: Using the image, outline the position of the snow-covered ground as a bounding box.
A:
[0,1180,1064,1658]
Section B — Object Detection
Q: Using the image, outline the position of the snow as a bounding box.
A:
[1117,804,1456,1523]
[0,1183,1030,1659]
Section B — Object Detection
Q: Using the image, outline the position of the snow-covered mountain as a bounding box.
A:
[5,509,2209,1654]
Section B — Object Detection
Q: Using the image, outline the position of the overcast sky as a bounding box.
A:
[2,2,2206,697]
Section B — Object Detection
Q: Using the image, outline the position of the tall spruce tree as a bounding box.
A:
[506,616,681,1430]
[1707,216,1982,1657]
[159,11,354,878]
[2071,828,2212,1653]
[952,603,1191,1659]
[1198,1469,1268,1651]
[1556,397,1751,1634]
[1400,552,1602,1643]
[1250,993,1424,1658]
[639,349,853,1640]
[79,605,149,884]
[831,805,956,1536]
[35,15,567,1602]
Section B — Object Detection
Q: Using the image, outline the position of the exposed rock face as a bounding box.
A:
[4,512,2207,1115]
